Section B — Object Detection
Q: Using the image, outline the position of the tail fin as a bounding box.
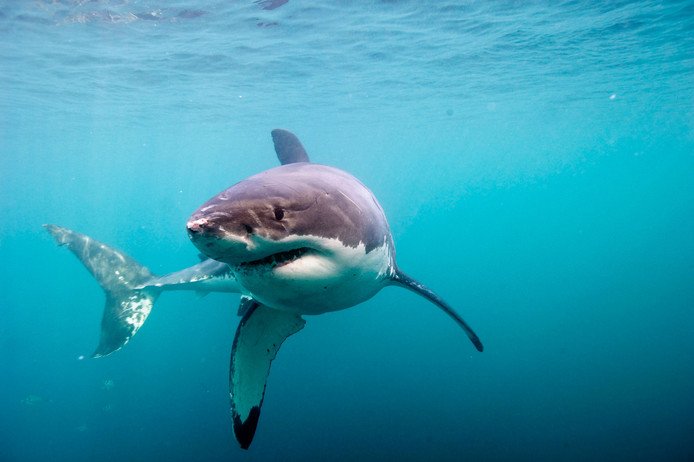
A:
[44,224,160,357]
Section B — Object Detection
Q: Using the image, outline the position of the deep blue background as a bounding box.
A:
[1,1,693,461]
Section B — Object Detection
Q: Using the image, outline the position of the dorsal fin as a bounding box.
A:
[271,129,310,165]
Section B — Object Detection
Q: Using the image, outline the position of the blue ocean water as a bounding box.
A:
[1,0,693,460]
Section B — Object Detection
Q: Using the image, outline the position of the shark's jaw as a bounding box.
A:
[236,246,312,272]
[235,237,392,316]
[187,224,393,315]
[186,219,319,271]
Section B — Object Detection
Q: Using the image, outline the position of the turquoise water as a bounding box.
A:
[2,1,693,460]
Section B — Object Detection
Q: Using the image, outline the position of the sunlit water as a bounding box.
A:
[1,1,693,461]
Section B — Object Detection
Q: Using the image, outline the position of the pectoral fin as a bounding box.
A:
[390,269,483,352]
[230,302,305,449]
[236,295,258,317]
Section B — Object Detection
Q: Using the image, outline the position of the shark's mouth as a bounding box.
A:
[236,247,312,271]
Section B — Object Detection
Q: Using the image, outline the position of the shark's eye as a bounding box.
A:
[273,207,284,221]
[244,224,253,234]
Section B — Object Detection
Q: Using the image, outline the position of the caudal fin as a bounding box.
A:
[44,224,160,357]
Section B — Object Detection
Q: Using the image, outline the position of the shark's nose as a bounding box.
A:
[186,218,210,235]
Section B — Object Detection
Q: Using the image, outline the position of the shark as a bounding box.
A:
[45,129,483,449]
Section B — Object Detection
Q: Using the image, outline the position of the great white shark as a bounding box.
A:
[46,129,483,449]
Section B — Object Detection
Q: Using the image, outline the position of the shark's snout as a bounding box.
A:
[186,214,247,263]
[186,217,210,235]
[186,217,226,261]
[186,218,221,254]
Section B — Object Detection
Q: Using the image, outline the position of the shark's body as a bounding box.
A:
[187,162,395,316]
[46,129,482,449]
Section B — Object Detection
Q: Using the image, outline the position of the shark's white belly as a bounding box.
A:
[232,238,393,315]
